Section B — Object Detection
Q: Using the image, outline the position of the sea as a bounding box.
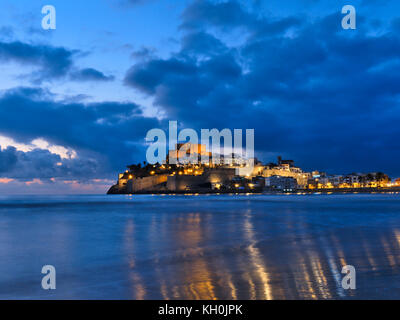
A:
[0,193,399,300]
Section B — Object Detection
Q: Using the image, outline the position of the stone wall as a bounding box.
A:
[167,168,236,191]
[127,174,168,193]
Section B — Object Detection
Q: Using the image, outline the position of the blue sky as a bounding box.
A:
[0,0,400,193]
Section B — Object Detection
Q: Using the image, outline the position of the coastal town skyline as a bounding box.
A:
[1,0,400,194]
[2,0,400,304]
[110,142,398,195]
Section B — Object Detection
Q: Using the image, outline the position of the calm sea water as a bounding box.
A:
[0,193,400,300]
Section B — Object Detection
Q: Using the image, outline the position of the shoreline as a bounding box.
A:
[107,186,400,195]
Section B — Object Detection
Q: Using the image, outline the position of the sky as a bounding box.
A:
[0,0,400,194]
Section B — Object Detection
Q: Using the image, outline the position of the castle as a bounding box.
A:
[107,143,314,194]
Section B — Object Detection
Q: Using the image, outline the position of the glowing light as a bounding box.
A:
[0,136,77,159]
[0,178,14,184]
[25,179,44,186]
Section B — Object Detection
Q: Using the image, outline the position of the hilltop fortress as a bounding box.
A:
[109,143,313,194]
[108,143,399,194]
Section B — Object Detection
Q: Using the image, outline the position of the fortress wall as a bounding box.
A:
[205,168,236,184]
[166,175,208,191]
[127,174,168,193]
[167,168,236,191]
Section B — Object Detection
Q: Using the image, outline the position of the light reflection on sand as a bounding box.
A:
[1,194,400,299]
[119,195,400,299]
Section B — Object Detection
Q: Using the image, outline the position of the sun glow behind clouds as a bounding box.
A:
[0,136,77,159]
[0,178,14,184]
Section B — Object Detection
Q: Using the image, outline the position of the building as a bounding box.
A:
[307,171,392,189]
[260,157,310,188]
[277,156,294,167]
[109,145,394,194]
[167,143,211,165]
[329,175,343,187]
[265,175,298,191]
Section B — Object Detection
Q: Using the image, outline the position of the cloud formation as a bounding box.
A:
[180,0,302,37]
[1,0,400,192]
[0,40,75,80]
[0,40,114,83]
[124,0,400,176]
[0,87,162,181]
[70,68,115,82]
[0,146,100,180]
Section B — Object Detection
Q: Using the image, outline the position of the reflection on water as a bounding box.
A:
[0,194,400,299]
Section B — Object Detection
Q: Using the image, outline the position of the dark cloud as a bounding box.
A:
[180,0,302,37]
[0,40,76,80]
[70,68,115,82]
[391,17,400,32]
[125,58,198,95]
[181,31,228,56]
[0,146,17,173]
[0,146,100,180]
[124,1,400,176]
[131,47,157,60]
[0,40,114,83]
[0,87,162,180]
[0,142,115,183]
[181,0,254,30]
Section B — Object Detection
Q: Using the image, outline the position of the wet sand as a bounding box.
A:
[0,194,399,299]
